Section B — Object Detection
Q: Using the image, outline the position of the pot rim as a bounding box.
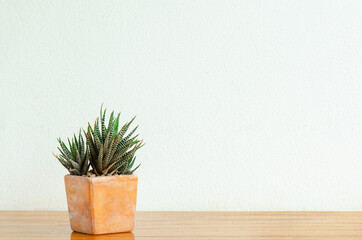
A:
[64,174,138,179]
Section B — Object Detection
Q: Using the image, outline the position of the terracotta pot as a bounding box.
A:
[64,174,138,235]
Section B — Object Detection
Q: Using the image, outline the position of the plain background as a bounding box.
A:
[1,0,362,211]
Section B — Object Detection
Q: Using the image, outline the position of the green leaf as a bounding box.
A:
[68,157,80,171]
[128,164,140,174]
[103,156,120,175]
[81,157,89,176]
[113,139,137,162]
[113,113,120,134]
[103,136,119,168]
[106,111,115,142]
[94,118,102,151]
[102,132,114,167]
[88,123,95,136]
[121,147,136,164]
[100,106,106,142]
[96,144,104,174]
[91,125,101,152]
[84,129,97,161]
[107,111,114,134]
[118,116,136,140]
[58,138,72,160]
[104,132,122,167]
[123,126,139,142]
[79,130,85,159]
[109,161,127,175]
[68,138,76,160]
[53,153,72,170]
[103,131,112,151]
[75,149,81,164]
[124,156,136,172]
[73,133,79,150]
[69,168,81,175]
[57,147,69,160]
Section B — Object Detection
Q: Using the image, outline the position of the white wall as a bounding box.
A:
[1,0,362,211]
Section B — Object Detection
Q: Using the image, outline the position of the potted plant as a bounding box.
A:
[53,107,143,235]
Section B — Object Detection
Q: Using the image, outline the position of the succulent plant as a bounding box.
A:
[54,106,143,176]
[84,107,143,176]
[53,131,90,175]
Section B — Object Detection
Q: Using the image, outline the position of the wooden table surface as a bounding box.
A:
[0,211,361,240]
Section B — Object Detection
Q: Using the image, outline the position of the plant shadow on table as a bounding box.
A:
[71,231,135,240]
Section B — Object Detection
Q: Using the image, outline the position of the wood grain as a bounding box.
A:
[0,211,361,240]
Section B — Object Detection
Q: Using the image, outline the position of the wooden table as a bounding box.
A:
[0,211,361,239]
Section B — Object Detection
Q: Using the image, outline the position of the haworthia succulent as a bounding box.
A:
[54,106,143,176]
[86,107,143,176]
[53,131,90,175]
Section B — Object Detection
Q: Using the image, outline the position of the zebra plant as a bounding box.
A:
[53,131,90,175]
[84,107,143,176]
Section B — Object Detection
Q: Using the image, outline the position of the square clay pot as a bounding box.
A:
[64,174,138,235]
